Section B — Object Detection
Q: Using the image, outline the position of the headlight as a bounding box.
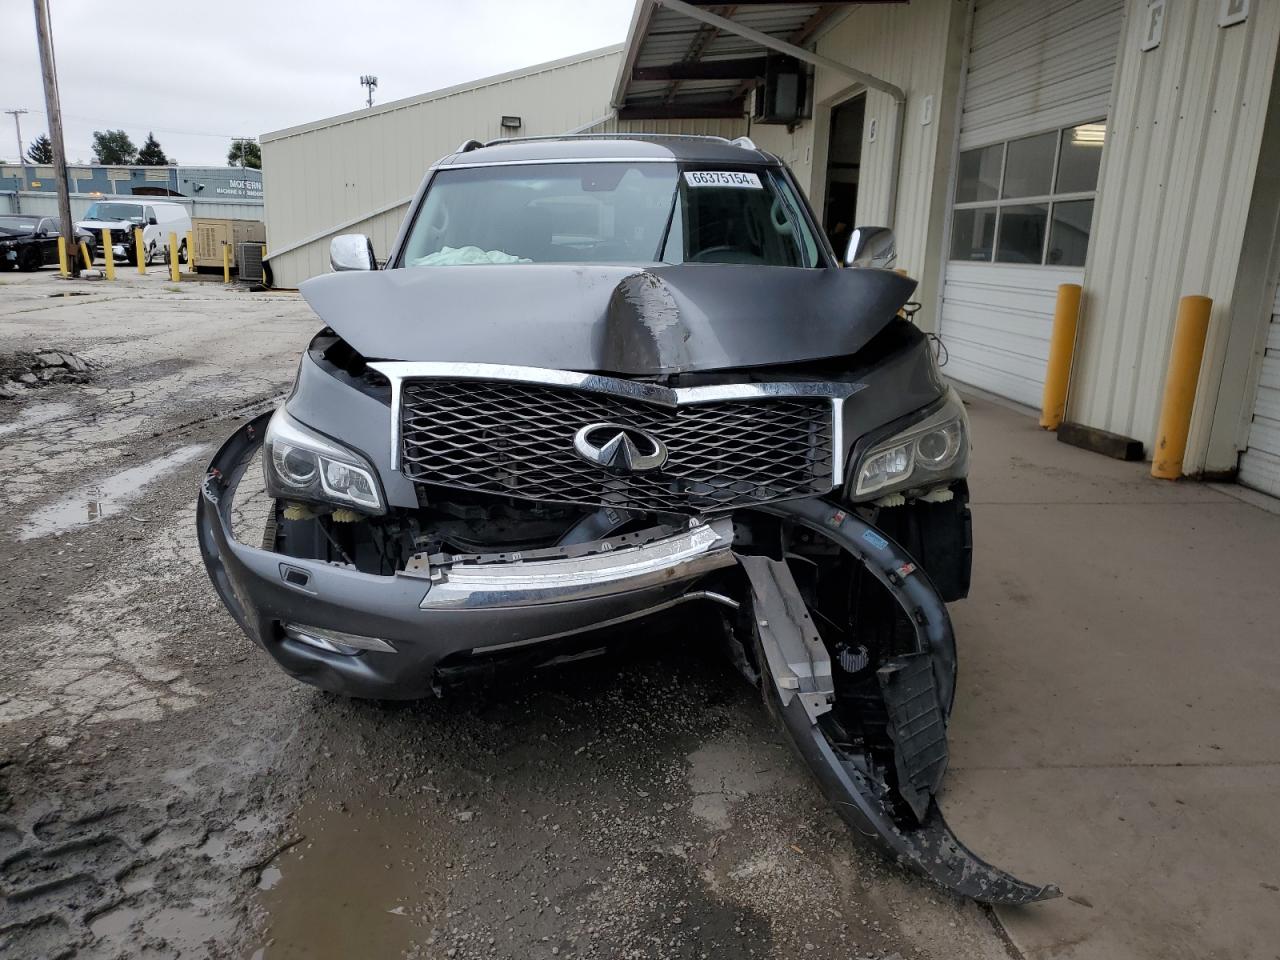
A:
[851,389,969,500]
[263,409,384,514]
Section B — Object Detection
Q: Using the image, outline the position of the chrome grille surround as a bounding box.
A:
[371,362,863,515]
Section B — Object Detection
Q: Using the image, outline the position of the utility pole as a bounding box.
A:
[32,0,78,276]
[5,108,28,161]
[5,108,29,214]
[360,75,378,109]
[231,137,254,169]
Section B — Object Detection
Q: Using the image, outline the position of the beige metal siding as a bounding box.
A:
[1068,1,1280,469]
[960,0,1124,150]
[817,0,960,282]
[261,47,624,288]
[747,0,963,326]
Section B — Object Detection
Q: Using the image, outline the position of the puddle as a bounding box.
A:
[19,442,209,540]
[0,401,75,438]
[249,797,445,960]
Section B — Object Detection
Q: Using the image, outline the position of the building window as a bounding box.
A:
[950,121,1106,267]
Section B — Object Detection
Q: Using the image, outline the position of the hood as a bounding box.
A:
[300,264,917,375]
[77,219,133,229]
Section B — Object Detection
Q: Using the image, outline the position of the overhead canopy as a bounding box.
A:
[611,1,901,120]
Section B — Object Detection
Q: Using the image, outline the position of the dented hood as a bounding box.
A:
[299,263,916,375]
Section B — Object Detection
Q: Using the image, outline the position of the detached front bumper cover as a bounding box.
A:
[742,497,1059,905]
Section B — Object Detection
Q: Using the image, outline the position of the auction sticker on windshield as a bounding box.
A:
[684,171,762,189]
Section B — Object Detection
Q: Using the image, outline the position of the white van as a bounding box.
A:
[77,199,193,265]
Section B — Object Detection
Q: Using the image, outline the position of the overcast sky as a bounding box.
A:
[1,0,635,166]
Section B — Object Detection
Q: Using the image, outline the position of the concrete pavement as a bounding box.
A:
[943,392,1280,959]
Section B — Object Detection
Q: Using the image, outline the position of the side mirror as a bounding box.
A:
[147,217,158,225]
[330,234,377,272]
[845,226,896,269]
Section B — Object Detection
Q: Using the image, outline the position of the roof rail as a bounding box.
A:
[479,132,739,148]
[455,139,485,153]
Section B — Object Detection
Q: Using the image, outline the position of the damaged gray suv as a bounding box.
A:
[198,135,1057,905]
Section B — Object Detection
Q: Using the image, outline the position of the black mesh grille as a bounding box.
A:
[399,379,834,514]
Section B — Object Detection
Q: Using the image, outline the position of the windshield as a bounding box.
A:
[0,216,39,232]
[84,202,145,222]
[400,161,822,268]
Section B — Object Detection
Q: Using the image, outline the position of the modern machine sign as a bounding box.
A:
[684,171,762,188]
[216,177,264,198]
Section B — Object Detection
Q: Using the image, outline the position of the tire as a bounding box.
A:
[146,241,158,266]
[18,248,41,272]
[178,240,188,265]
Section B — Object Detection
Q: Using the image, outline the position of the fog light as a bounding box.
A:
[282,623,397,655]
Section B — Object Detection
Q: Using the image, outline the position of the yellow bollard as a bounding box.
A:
[100,230,116,281]
[260,244,267,285]
[168,232,179,282]
[185,229,194,275]
[78,241,92,271]
[135,227,145,274]
[222,243,231,283]
[1039,283,1083,430]
[57,236,68,276]
[1152,295,1213,479]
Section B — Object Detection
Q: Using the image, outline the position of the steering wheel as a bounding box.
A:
[770,197,794,236]
[688,245,765,264]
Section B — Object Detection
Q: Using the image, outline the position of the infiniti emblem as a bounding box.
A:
[573,422,668,473]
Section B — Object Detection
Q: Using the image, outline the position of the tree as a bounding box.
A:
[27,134,53,164]
[136,132,169,165]
[227,139,261,169]
[92,129,138,165]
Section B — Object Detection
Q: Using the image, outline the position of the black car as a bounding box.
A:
[0,215,94,270]
[198,134,1057,905]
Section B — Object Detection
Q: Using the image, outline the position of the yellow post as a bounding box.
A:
[78,241,92,271]
[260,244,267,284]
[100,230,116,280]
[1039,283,1083,430]
[185,229,194,274]
[57,235,68,276]
[168,232,179,282]
[1152,295,1213,479]
[222,243,231,283]
[135,227,145,274]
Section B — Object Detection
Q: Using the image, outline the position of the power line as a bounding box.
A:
[22,107,252,141]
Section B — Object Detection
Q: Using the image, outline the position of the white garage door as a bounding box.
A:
[1239,283,1280,496]
[939,0,1123,406]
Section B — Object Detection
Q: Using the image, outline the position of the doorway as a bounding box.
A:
[823,93,865,258]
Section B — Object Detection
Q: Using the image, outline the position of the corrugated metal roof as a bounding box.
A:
[262,45,624,143]
[612,1,898,117]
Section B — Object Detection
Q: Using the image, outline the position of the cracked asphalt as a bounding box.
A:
[0,267,1017,960]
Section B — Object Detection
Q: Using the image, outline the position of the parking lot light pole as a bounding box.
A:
[32,0,77,277]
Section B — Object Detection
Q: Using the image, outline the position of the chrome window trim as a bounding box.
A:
[369,361,860,491]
